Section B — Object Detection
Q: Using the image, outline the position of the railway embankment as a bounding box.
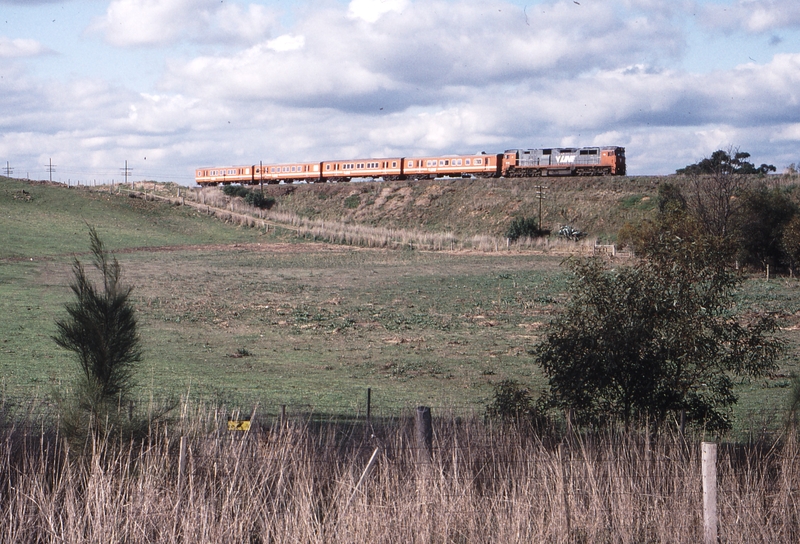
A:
[120,178,651,255]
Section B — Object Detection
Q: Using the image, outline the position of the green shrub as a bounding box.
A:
[344,194,360,209]
[486,379,546,425]
[506,217,547,241]
[222,185,250,198]
[244,191,276,210]
[53,227,156,444]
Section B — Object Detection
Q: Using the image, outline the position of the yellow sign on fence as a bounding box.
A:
[227,420,251,431]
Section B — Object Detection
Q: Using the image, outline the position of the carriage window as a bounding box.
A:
[465,159,470,165]
[392,161,397,168]
[474,158,482,165]
[408,161,414,167]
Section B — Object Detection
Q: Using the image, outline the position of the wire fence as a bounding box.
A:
[1,393,798,542]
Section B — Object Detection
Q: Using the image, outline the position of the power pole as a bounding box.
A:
[47,158,56,183]
[4,161,13,177]
[535,185,548,232]
[121,160,132,186]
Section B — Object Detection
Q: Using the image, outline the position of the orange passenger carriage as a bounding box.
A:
[320,158,404,182]
[403,153,502,180]
[195,165,255,185]
[261,162,320,184]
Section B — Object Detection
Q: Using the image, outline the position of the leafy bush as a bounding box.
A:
[244,191,276,209]
[222,185,250,198]
[734,186,798,271]
[506,217,547,241]
[534,240,782,431]
[486,379,547,426]
[221,185,276,209]
[344,194,360,209]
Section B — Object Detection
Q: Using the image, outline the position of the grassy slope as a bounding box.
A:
[1,176,798,430]
[0,177,267,401]
[260,175,662,240]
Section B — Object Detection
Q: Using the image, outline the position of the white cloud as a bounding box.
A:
[89,0,276,47]
[267,35,305,52]
[0,37,51,58]
[347,0,409,23]
[162,0,684,110]
[701,1,800,34]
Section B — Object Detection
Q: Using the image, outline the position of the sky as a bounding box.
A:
[1,0,800,184]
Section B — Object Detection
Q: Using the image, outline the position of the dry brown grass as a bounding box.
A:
[2,401,798,543]
[124,185,617,256]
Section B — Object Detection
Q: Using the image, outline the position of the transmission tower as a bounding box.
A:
[121,160,133,185]
[47,158,56,183]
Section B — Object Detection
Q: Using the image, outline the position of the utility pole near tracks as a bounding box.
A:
[535,185,548,232]
[4,161,13,177]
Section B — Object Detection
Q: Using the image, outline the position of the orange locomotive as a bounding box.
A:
[194,146,625,186]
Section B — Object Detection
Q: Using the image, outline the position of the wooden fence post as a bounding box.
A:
[415,406,432,463]
[366,388,372,426]
[558,443,572,539]
[177,435,187,494]
[702,442,718,544]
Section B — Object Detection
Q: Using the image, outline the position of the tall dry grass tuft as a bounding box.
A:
[1,402,798,542]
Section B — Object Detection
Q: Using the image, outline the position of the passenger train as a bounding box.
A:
[195,146,625,186]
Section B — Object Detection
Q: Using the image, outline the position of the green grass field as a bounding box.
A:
[1,177,798,431]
